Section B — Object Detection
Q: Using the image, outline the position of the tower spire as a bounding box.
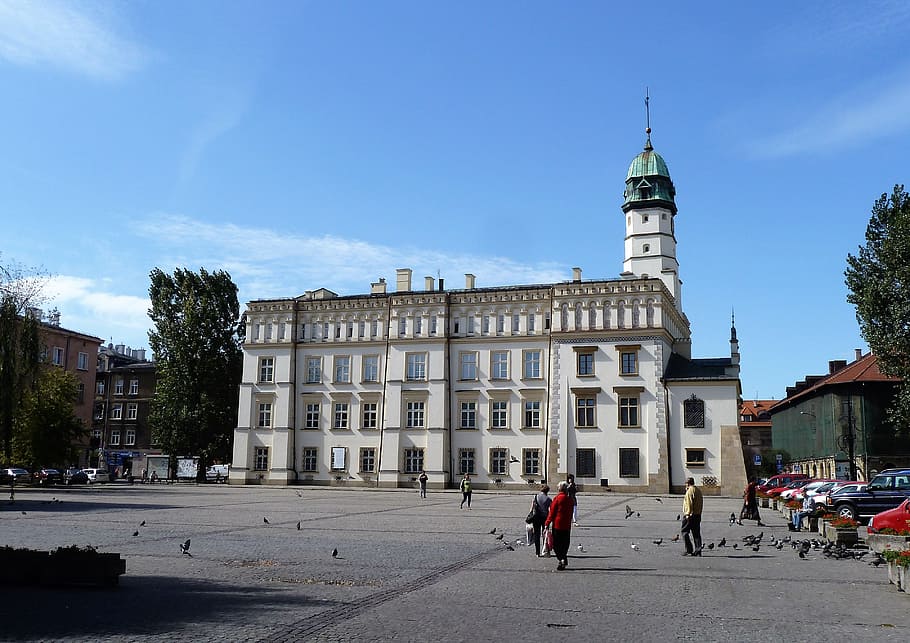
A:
[644,87,653,151]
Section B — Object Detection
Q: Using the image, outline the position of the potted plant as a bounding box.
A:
[867,526,910,555]
[825,516,860,546]
[881,549,910,592]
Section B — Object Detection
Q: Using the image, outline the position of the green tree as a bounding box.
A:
[845,185,910,428]
[148,267,242,478]
[12,368,85,469]
[0,256,46,464]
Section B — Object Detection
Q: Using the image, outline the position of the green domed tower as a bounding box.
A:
[620,127,682,312]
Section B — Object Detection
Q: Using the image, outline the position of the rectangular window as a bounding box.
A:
[77,352,89,370]
[512,313,520,333]
[125,429,136,446]
[460,401,477,429]
[619,448,640,477]
[255,447,270,471]
[362,355,379,382]
[619,395,640,427]
[404,448,424,473]
[359,321,365,338]
[362,402,378,429]
[333,402,349,429]
[258,402,273,428]
[92,428,102,441]
[415,316,422,336]
[94,404,104,420]
[577,352,594,376]
[523,448,541,476]
[497,313,505,335]
[684,396,705,428]
[528,313,536,333]
[685,448,706,466]
[266,322,273,340]
[576,448,596,477]
[467,315,475,335]
[306,357,322,383]
[576,396,596,428]
[304,402,320,429]
[524,400,541,429]
[331,446,347,470]
[334,356,351,383]
[259,357,274,383]
[96,380,105,395]
[323,322,329,340]
[347,322,354,338]
[129,379,139,395]
[490,448,508,475]
[76,383,84,404]
[335,323,341,339]
[52,347,64,366]
[111,403,123,420]
[110,430,121,446]
[523,350,541,379]
[482,315,490,334]
[491,351,509,379]
[406,400,425,428]
[490,400,509,429]
[406,353,426,381]
[371,320,379,337]
[127,403,138,420]
[459,352,477,380]
[620,350,638,375]
[360,447,376,473]
[459,448,476,475]
[399,317,407,336]
[114,379,124,395]
[430,316,437,336]
[302,448,317,472]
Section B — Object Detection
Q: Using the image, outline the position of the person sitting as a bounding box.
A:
[791,493,815,531]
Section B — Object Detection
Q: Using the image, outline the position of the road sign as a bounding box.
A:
[753,454,762,465]
[775,453,783,463]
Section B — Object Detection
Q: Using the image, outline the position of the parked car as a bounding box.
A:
[814,482,866,509]
[64,468,89,485]
[206,464,229,482]
[758,473,808,494]
[82,468,111,484]
[787,479,842,502]
[767,479,811,499]
[778,479,821,500]
[867,497,910,534]
[33,468,63,486]
[832,469,910,521]
[0,468,31,485]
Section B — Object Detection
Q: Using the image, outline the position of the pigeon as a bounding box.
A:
[636,512,641,518]
[139,520,146,527]
[776,542,784,550]
[671,534,680,542]
[718,538,726,548]
[296,521,301,530]
[577,545,586,553]
[707,543,715,550]
[489,528,497,535]
[631,543,641,552]
[752,545,760,552]
[132,530,139,537]
[505,544,515,551]
[676,514,681,521]
[732,543,739,550]
[20,511,26,515]
[870,554,886,567]
[652,538,663,546]
[180,539,191,556]
[332,548,338,558]
[295,490,302,498]
[625,505,634,519]
[798,549,806,559]
[655,498,662,503]
[495,533,504,540]
[263,517,270,525]
[515,539,524,546]
[729,512,736,526]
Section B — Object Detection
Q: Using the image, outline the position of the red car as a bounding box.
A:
[867,497,910,534]
[758,473,808,495]
[767,479,812,499]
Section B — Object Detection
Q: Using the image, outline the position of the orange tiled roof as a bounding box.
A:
[772,352,900,409]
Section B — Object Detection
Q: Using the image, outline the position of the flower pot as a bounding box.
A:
[866,534,910,555]
[825,524,859,546]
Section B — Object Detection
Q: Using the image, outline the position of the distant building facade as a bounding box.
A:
[231,131,745,494]
[770,351,909,480]
[739,399,774,475]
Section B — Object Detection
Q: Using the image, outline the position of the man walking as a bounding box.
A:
[418,470,428,498]
[459,474,472,509]
[681,477,703,556]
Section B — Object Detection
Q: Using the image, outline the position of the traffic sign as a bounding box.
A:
[753,454,762,465]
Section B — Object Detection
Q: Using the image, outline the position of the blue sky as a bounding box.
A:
[2,0,909,401]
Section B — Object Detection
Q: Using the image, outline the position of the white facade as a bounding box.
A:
[231,137,746,494]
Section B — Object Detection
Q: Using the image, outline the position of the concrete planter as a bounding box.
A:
[887,562,907,592]
[760,497,770,509]
[866,534,910,555]
[824,524,859,546]
[819,519,830,536]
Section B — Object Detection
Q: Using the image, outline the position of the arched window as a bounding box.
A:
[602,301,611,329]
[560,303,569,331]
[575,303,583,329]
[684,395,705,428]
[631,299,640,328]
[617,302,625,329]
[588,302,597,329]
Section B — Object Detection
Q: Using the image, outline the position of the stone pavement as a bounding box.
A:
[1,484,908,642]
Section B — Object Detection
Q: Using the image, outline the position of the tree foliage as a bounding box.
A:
[12,368,85,469]
[147,268,242,476]
[0,256,47,463]
[845,185,910,427]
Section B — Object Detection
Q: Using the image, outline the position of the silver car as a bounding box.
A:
[82,468,111,484]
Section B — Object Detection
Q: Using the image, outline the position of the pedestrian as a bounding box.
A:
[544,481,574,570]
[681,477,704,556]
[741,477,765,526]
[459,474,472,509]
[141,468,147,483]
[418,470,428,498]
[566,473,579,525]
[530,484,553,557]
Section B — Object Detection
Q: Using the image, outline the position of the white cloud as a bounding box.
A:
[0,0,149,80]
[179,90,251,183]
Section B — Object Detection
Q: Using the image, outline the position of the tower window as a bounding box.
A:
[642,215,649,223]
[643,244,650,253]
[639,186,651,199]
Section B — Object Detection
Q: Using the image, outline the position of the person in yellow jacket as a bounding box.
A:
[681,477,703,556]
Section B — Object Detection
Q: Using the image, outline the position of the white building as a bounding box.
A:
[231,132,746,495]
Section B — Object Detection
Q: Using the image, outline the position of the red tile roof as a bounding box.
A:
[772,352,900,409]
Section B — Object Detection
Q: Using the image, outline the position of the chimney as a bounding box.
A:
[424,276,435,291]
[371,278,387,295]
[828,360,847,374]
[396,268,412,292]
[465,273,476,289]
[115,344,126,355]
[135,349,146,361]
[438,278,445,291]
[572,267,582,282]
[855,348,863,361]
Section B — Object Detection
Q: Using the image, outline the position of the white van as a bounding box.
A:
[83,468,111,483]
[206,464,229,482]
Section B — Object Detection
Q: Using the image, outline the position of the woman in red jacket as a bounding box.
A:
[545,480,574,570]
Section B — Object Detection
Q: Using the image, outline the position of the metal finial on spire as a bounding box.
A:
[644,87,653,151]
[731,308,738,342]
